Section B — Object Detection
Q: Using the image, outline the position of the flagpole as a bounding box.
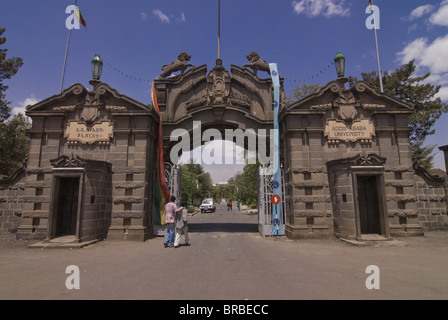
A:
[370,0,384,93]
[60,27,71,92]
[218,0,221,59]
[60,0,81,93]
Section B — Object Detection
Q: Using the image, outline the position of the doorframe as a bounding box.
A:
[351,166,390,240]
[48,168,85,242]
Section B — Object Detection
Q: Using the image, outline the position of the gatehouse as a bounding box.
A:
[1,51,447,245]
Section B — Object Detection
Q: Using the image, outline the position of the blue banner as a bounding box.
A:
[269,63,283,236]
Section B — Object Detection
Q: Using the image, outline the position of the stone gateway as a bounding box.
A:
[1,53,447,245]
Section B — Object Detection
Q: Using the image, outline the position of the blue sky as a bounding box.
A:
[1,0,448,181]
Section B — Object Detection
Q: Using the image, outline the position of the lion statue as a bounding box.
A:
[242,51,270,76]
[159,52,195,79]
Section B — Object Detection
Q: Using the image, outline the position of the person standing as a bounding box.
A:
[174,201,191,248]
[164,195,177,248]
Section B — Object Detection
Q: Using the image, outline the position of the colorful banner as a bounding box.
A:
[74,6,87,28]
[269,63,284,236]
[151,83,170,225]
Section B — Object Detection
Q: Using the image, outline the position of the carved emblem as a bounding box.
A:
[159,52,195,79]
[80,106,100,125]
[334,88,358,122]
[50,154,86,168]
[207,58,231,105]
[351,152,385,166]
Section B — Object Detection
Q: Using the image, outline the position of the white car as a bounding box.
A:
[200,198,216,213]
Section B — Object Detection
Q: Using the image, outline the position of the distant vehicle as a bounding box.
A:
[200,198,216,213]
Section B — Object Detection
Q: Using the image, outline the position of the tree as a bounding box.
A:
[179,162,213,207]
[1,28,24,122]
[286,83,321,104]
[0,113,31,176]
[234,161,259,208]
[352,60,448,169]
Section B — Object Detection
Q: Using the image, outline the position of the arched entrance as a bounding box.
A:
[153,56,287,236]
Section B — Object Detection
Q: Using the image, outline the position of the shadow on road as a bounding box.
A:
[188,222,258,233]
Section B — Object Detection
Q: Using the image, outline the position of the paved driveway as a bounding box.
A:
[1,206,448,300]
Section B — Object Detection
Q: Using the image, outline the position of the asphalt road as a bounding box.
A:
[1,205,448,300]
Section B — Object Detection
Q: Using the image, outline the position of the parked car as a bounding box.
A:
[200,198,216,213]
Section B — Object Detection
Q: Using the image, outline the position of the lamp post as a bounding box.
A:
[334,52,345,78]
[189,172,206,208]
[91,54,103,81]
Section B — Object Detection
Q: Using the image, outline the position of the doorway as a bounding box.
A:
[54,177,79,237]
[356,175,381,235]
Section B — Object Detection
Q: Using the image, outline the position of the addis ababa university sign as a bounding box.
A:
[324,119,375,143]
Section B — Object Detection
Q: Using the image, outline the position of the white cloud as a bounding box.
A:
[436,86,448,101]
[180,12,186,22]
[410,4,435,20]
[397,37,429,67]
[11,95,38,117]
[152,9,170,23]
[397,35,448,102]
[398,35,448,74]
[8,95,38,120]
[140,12,148,21]
[292,0,350,18]
[408,23,419,33]
[429,1,448,26]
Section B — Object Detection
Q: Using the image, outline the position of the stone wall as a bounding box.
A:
[0,168,26,239]
[414,166,448,231]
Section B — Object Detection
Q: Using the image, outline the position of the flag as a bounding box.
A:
[75,6,87,28]
[269,63,284,236]
[151,82,170,225]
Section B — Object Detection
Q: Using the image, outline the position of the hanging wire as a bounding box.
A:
[103,58,335,86]
[282,61,335,84]
[103,60,154,84]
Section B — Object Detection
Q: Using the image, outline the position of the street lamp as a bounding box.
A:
[91,54,103,81]
[334,52,345,78]
[189,172,206,208]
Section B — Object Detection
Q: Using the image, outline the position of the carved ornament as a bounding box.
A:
[159,52,195,79]
[242,51,271,77]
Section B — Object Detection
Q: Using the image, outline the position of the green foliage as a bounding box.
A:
[234,162,258,208]
[286,83,321,104]
[353,60,448,169]
[0,28,24,122]
[411,141,436,170]
[179,162,213,207]
[0,113,31,176]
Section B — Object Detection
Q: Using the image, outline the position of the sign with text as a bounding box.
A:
[65,121,114,144]
[324,119,374,142]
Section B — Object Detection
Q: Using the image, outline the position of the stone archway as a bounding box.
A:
[153,54,287,236]
[153,56,285,165]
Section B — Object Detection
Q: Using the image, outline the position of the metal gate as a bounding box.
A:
[153,162,181,236]
[258,165,286,236]
[164,162,181,202]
